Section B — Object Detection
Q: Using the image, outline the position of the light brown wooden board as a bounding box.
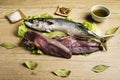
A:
[0,0,120,80]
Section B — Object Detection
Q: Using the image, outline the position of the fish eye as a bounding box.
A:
[33,19,39,23]
[47,21,53,25]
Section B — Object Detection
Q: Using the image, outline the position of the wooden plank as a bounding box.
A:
[0,0,120,80]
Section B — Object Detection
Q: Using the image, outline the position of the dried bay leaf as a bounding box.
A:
[24,61,38,70]
[0,42,17,49]
[52,69,71,77]
[105,27,119,35]
[92,65,110,73]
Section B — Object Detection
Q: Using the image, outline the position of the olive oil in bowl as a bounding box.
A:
[91,5,110,22]
[93,9,108,17]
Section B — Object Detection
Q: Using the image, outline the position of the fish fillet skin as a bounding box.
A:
[53,36,103,55]
[21,31,72,59]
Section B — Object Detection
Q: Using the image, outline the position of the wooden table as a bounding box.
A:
[0,0,120,80]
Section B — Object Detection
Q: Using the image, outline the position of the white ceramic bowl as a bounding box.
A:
[91,5,110,22]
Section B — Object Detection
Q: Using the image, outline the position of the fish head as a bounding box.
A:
[24,18,53,32]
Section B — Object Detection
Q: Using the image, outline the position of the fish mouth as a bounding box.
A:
[24,21,33,27]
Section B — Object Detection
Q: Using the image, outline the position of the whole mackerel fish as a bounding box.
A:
[24,18,105,42]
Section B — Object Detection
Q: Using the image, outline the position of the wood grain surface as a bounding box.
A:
[0,0,120,80]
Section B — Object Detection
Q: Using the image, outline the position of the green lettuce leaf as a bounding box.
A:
[32,49,43,55]
[65,17,74,22]
[27,45,44,55]
[83,53,91,56]
[82,22,101,36]
[24,13,53,20]
[18,21,28,38]
[40,13,53,18]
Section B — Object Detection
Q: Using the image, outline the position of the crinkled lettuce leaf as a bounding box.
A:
[65,17,74,22]
[82,22,101,36]
[24,13,53,20]
[18,21,28,38]
[27,45,44,55]
[40,13,53,18]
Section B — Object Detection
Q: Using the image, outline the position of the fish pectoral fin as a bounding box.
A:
[101,35,114,51]
[74,35,94,40]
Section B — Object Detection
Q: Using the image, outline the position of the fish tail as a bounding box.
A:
[101,35,114,51]
[77,23,106,43]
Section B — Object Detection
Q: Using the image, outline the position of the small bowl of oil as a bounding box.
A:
[91,5,110,22]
